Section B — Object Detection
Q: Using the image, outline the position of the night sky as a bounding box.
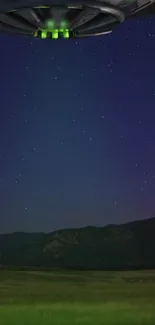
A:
[1,16,155,233]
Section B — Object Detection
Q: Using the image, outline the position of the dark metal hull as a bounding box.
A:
[0,0,155,39]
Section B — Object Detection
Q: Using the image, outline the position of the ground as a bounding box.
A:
[1,269,155,324]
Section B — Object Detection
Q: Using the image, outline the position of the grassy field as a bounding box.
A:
[1,269,155,324]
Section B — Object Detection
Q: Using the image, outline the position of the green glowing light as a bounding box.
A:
[63,29,70,39]
[46,19,55,29]
[41,30,47,39]
[33,28,71,39]
[60,20,68,28]
[52,29,59,39]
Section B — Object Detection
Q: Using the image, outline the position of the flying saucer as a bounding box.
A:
[0,0,155,39]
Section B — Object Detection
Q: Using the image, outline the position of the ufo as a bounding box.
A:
[0,0,155,39]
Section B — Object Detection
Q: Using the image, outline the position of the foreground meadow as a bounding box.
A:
[0,269,155,324]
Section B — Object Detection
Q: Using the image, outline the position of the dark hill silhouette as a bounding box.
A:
[0,217,155,270]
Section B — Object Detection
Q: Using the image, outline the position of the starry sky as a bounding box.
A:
[0,15,155,233]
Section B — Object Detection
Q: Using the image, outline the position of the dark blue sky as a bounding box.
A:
[0,16,155,233]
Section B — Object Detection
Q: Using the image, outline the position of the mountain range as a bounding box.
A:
[0,217,155,270]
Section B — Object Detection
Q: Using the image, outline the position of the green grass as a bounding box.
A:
[1,269,155,324]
